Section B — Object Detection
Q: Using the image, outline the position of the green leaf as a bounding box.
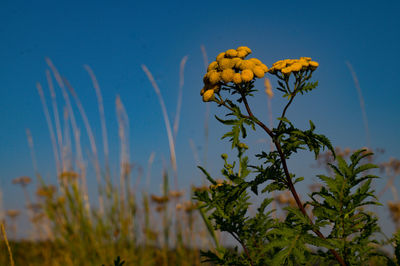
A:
[198,166,216,184]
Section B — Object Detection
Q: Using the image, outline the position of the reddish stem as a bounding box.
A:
[240,94,346,266]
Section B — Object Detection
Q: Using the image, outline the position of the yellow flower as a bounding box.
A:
[202,89,215,102]
[281,67,292,75]
[216,52,226,61]
[309,61,319,70]
[236,46,252,54]
[299,59,309,69]
[237,50,248,58]
[211,84,221,93]
[273,62,287,70]
[232,73,242,84]
[207,61,219,72]
[225,49,238,58]
[290,62,303,72]
[200,86,207,96]
[241,69,254,82]
[207,70,221,84]
[219,58,235,70]
[272,60,285,66]
[231,57,242,67]
[300,57,312,61]
[249,58,262,65]
[252,66,265,78]
[221,69,235,83]
[260,63,268,72]
[238,60,256,70]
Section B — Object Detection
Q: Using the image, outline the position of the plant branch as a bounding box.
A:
[240,93,347,266]
[231,232,254,266]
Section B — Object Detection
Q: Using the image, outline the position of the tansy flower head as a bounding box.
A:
[221,69,235,83]
[237,50,248,58]
[260,64,268,72]
[207,61,218,72]
[309,61,319,70]
[232,73,242,84]
[207,70,221,84]
[290,62,303,72]
[236,46,252,54]
[216,52,226,61]
[252,66,265,78]
[201,46,268,100]
[238,60,256,71]
[241,69,254,82]
[281,67,292,75]
[300,57,311,61]
[202,89,215,102]
[219,58,235,70]
[249,58,262,65]
[225,49,238,58]
[269,57,318,76]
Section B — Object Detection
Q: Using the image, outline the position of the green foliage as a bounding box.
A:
[308,149,383,264]
[195,54,396,266]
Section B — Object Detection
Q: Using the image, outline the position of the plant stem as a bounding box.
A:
[240,94,347,266]
[231,232,254,266]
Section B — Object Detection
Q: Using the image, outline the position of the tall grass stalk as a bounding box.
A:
[46,70,64,172]
[64,78,104,213]
[141,65,178,188]
[36,82,62,178]
[200,45,210,168]
[1,223,14,266]
[173,55,188,141]
[346,61,371,148]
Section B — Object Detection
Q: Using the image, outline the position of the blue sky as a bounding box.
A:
[1,0,400,237]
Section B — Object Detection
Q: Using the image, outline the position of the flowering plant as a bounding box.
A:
[195,46,397,265]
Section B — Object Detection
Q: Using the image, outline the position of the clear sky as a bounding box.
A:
[1,0,400,237]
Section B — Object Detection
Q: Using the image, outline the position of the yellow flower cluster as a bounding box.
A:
[201,46,269,102]
[268,57,319,76]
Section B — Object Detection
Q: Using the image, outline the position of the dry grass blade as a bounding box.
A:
[346,61,371,148]
[25,128,39,177]
[264,78,274,152]
[46,69,63,167]
[45,58,92,212]
[188,139,200,166]
[141,65,177,183]
[45,58,84,174]
[1,223,14,266]
[63,77,102,213]
[84,65,110,178]
[201,45,210,167]
[36,82,61,176]
[146,152,156,189]
[116,95,131,202]
[173,55,189,141]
